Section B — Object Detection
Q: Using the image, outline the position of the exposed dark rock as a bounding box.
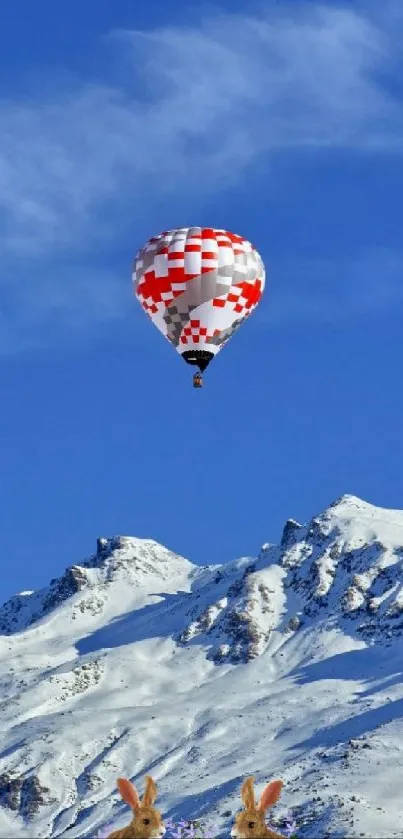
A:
[0,772,53,818]
[281,518,303,548]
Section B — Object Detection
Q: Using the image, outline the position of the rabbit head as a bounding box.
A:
[107,775,165,839]
[230,776,284,839]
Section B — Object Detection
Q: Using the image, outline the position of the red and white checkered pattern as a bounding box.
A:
[179,319,214,345]
[133,226,266,362]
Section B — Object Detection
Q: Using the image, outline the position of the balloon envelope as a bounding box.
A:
[133,227,265,371]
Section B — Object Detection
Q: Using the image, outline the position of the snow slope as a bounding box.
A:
[1,496,403,838]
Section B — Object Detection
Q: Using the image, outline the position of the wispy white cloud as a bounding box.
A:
[0,0,402,350]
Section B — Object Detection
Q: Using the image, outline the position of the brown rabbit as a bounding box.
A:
[230,776,285,839]
[106,775,165,839]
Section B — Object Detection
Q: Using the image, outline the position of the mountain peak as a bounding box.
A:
[0,536,194,636]
[1,496,403,838]
[325,492,403,516]
[328,493,379,512]
[314,494,403,548]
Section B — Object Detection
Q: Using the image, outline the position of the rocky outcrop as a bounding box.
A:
[0,772,54,818]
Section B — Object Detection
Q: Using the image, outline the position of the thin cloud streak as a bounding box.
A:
[0,1,403,350]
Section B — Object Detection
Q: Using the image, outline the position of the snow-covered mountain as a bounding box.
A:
[1,495,403,838]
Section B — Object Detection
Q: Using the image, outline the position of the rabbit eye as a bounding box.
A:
[143,818,150,825]
[248,822,255,829]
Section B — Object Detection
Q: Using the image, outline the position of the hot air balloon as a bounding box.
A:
[133,227,265,387]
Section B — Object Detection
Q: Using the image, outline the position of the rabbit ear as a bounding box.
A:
[241,777,255,810]
[117,778,141,810]
[257,780,283,812]
[142,775,157,807]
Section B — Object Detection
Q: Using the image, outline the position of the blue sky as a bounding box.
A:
[1,0,403,604]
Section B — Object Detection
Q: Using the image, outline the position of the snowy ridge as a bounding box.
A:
[0,537,195,636]
[280,495,403,641]
[1,495,403,837]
